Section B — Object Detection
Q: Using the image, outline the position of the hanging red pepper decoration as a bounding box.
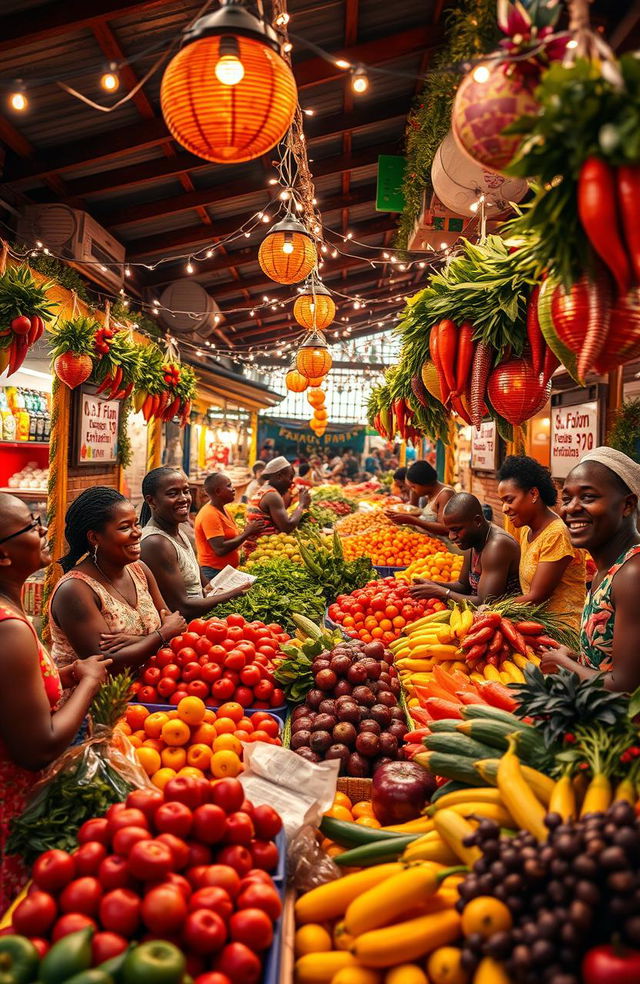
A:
[578,157,631,297]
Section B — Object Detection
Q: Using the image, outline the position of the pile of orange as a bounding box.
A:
[397,549,464,584]
[335,510,391,536]
[341,526,443,568]
[319,792,380,858]
[117,696,281,789]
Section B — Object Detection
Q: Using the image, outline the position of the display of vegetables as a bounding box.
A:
[397,550,464,584]
[297,530,375,604]
[131,616,287,709]
[341,528,443,568]
[328,580,445,645]
[0,265,57,376]
[244,532,310,566]
[275,615,346,702]
[211,558,325,634]
[335,510,392,536]
[310,486,358,516]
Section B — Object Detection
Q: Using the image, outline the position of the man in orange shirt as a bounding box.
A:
[195,472,265,581]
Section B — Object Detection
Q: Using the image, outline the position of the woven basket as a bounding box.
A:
[337,776,372,804]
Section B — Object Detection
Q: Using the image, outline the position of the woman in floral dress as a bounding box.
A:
[0,493,110,909]
[540,448,640,691]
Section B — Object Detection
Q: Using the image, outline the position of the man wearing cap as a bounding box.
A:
[243,456,311,555]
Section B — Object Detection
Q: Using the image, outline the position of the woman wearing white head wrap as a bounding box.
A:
[540,447,640,692]
[243,456,311,556]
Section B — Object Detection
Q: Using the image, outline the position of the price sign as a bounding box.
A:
[550,401,599,478]
[76,388,120,465]
[471,421,498,472]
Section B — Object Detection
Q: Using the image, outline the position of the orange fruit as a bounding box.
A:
[237,717,254,733]
[217,702,244,723]
[118,721,133,736]
[127,704,150,730]
[427,946,469,984]
[161,746,187,770]
[324,805,353,822]
[161,718,191,747]
[177,696,206,727]
[351,801,375,819]
[179,766,206,779]
[143,737,164,753]
[461,897,513,939]
[213,733,242,756]
[210,749,242,778]
[144,711,169,738]
[191,722,217,746]
[234,730,251,743]
[136,746,161,776]
[203,709,216,723]
[128,735,142,749]
[187,743,213,770]
[214,717,237,735]
[333,792,352,811]
[152,767,177,790]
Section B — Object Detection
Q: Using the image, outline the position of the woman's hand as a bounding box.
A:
[408,578,445,600]
[539,644,578,674]
[160,609,188,639]
[73,654,112,685]
[243,518,267,538]
[99,632,139,654]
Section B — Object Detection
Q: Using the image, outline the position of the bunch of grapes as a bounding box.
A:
[458,802,640,984]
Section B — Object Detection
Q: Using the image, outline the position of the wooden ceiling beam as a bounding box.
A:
[91,21,155,120]
[220,263,413,309]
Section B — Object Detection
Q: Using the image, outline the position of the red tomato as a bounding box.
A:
[91,932,128,966]
[141,884,188,935]
[51,914,97,942]
[239,665,261,687]
[257,644,276,659]
[155,833,190,871]
[241,624,259,643]
[143,666,161,686]
[13,890,57,937]
[112,826,152,857]
[212,679,235,701]
[161,663,182,681]
[127,840,173,881]
[189,886,233,921]
[157,677,178,699]
[99,888,141,937]
[223,813,254,846]
[206,621,228,644]
[233,686,254,708]
[195,973,232,984]
[253,679,273,701]
[98,855,135,892]
[223,670,239,686]
[192,804,227,845]
[226,627,244,645]
[187,680,210,699]
[164,775,208,811]
[215,845,252,877]
[194,637,212,657]
[249,839,279,872]
[126,787,165,821]
[238,869,275,889]
[214,943,261,984]
[182,661,202,682]
[270,688,285,707]
[59,876,102,917]
[183,909,228,955]
[209,778,245,814]
[208,645,227,666]
[155,648,175,668]
[73,841,108,877]
[253,655,268,667]
[235,882,282,921]
[229,908,273,951]
[226,614,245,628]
[170,636,185,654]
[186,842,213,869]
[251,805,282,840]
[32,849,76,893]
[201,662,223,684]
[189,618,209,636]
[162,871,192,900]
[29,939,50,959]
[224,651,246,671]
[181,632,201,648]
[137,686,158,703]
[106,807,148,836]
[236,641,256,658]
[170,690,189,705]
[191,864,240,897]
[175,647,198,668]
[154,801,194,838]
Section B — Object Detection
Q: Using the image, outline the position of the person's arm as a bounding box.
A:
[262,488,311,534]
[140,535,247,617]
[208,520,266,557]
[409,553,471,602]
[52,578,181,668]
[512,556,573,606]
[389,513,450,536]
[0,621,111,771]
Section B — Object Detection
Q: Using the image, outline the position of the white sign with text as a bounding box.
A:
[550,401,599,478]
[471,420,498,472]
[78,392,120,464]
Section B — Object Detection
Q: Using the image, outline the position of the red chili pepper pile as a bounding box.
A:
[460,612,556,670]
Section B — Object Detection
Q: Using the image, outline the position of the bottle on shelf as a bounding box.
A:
[15,389,30,443]
[28,391,38,442]
[42,392,51,442]
[0,389,15,441]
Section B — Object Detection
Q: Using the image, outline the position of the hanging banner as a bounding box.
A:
[258,418,366,457]
[76,387,120,465]
[471,420,498,472]
[550,401,599,478]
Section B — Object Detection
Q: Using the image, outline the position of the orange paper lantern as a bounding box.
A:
[313,408,328,422]
[307,388,325,408]
[296,330,333,380]
[285,368,308,393]
[306,374,327,388]
[258,217,317,285]
[160,2,297,164]
[293,282,336,330]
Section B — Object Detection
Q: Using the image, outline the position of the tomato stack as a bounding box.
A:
[11,777,283,984]
[328,579,446,645]
[131,616,287,710]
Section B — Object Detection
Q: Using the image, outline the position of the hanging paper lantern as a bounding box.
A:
[54,352,93,389]
[306,374,327,388]
[285,368,308,393]
[452,62,539,174]
[293,281,336,330]
[258,217,317,285]
[487,357,550,425]
[296,330,333,380]
[431,131,528,217]
[307,388,325,408]
[160,1,297,164]
[313,408,328,423]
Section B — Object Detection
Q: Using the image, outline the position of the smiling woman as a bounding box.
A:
[50,487,186,687]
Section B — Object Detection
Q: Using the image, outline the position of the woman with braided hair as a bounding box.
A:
[50,487,186,683]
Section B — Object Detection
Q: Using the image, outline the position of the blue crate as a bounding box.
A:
[129,702,288,724]
[374,565,407,578]
[263,901,284,984]
[271,826,287,887]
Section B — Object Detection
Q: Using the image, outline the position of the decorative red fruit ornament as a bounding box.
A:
[487,357,550,425]
[54,352,94,390]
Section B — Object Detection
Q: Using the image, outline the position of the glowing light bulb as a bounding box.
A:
[215,36,245,86]
[281,235,295,255]
[472,64,490,84]
[10,90,27,112]
[186,259,194,274]
[100,68,120,92]
[351,67,369,94]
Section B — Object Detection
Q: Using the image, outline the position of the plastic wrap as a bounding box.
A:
[288,825,342,892]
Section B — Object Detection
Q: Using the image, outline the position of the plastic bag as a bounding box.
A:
[288,826,342,892]
[7,723,151,866]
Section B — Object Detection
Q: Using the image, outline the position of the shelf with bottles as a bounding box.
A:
[0,386,51,490]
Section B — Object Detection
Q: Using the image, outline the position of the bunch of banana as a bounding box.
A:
[390,610,458,678]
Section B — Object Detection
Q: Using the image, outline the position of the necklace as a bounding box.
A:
[92,557,136,608]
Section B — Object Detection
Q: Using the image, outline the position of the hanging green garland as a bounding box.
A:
[395,0,499,250]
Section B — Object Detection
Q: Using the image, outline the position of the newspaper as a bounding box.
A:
[207,564,256,596]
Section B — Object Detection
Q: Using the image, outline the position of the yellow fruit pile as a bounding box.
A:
[397,551,464,584]
[245,531,305,565]
[335,510,391,536]
[341,528,442,568]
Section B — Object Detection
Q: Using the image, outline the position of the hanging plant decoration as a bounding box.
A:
[48,316,99,389]
[0,265,58,375]
[94,330,144,402]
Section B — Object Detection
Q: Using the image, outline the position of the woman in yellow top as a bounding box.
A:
[497,455,585,631]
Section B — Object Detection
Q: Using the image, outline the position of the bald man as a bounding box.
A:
[194,472,265,580]
[409,492,521,606]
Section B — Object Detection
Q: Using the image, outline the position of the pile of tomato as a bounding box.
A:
[328,578,447,644]
[11,776,283,984]
[340,527,443,568]
[131,616,286,710]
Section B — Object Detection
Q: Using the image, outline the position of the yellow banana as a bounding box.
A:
[483,665,501,682]
[475,758,555,806]
[401,831,459,865]
[428,788,504,813]
[511,653,529,670]
[295,952,358,983]
[432,810,482,866]
[382,816,435,834]
[580,773,612,817]
[396,659,436,672]
[614,777,636,804]
[435,801,514,826]
[450,607,461,634]
[497,737,548,842]
[350,909,461,968]
[294,863,403,923]
[473,957,513,983]
[549,774,575,821]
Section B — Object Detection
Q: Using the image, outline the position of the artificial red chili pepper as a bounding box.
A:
[542,343,560,385]
[617,164,640,284]
[578,157,630,296]
[429,321,450,404]
[423,697,464,721]
[465,643,489,665]
[514,621,546,635]
[512,630,528,657]
[478,681,518,712]
[534,635,559,649]
[499,618,520,650]
[455,321,475,395]
[488,629,504,655]
[472,612,502,629]
[469,340,493,429]
[437,319,458,396]
[526,285,545,375]
[450,393,472,425]
[461,624,496,648]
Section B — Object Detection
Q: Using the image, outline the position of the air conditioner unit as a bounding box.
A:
[17,204,126,294]
[407,192,501,252]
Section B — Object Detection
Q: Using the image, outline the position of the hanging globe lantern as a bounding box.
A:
[306,374,327,388]
[160,0,297,165]
[296,330,333,380]
[293,280,336,330]
[285,368,308,393]
[307,388,325,408]
[258,217,317,285]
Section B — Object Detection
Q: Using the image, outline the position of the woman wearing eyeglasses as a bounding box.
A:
[49,487,187,686]
[0,493,111,909]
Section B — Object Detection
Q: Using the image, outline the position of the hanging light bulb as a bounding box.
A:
[100,64,120,92]
[281,232,295,255]
[214,35,245,85]
[351,66,369,94]
[9,84,27,112]
[471,64,490,84]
